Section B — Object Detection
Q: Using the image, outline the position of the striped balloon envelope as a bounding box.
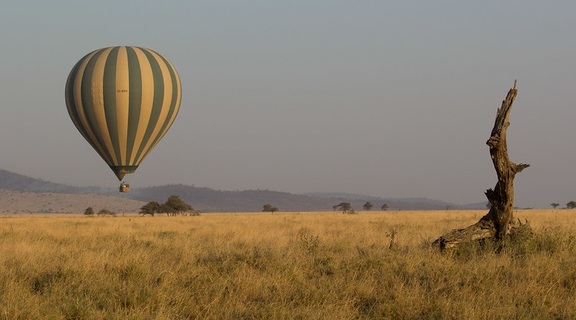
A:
[65,46,182,181]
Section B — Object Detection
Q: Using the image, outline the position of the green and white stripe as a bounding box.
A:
[65,46,182,180]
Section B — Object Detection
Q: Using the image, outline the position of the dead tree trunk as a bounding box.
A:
[432,81,530,250]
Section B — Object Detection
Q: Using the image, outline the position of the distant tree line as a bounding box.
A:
[332,201,388,214]
[84,195,195,217]
[84,207,116,216]
[140,195,196,216]
[547,201,576,209]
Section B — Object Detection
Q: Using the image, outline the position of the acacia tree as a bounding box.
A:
[262,203,279,213]
[550,203,560,209]
[140,201,161,216]
[162,195,193,216]
[567,201,576,209]
[363,202,373,211]
[333,202,354,214]
[381,203,389,211]
[433,82,530,250]
[84,207,94,216]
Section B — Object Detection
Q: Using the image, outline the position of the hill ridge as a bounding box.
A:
[0,169,484,213]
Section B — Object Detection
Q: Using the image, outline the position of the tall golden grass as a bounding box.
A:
[1,210,575,319]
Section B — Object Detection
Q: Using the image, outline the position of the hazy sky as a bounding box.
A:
[1,1,575,208]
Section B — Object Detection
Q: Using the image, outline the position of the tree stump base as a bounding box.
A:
[432,218,533,250]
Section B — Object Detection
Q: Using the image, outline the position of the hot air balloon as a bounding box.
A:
[65,46,182,191]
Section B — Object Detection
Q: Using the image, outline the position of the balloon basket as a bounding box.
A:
[119,182,130,193]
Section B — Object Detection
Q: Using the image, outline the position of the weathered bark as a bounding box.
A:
[433,81,530,250]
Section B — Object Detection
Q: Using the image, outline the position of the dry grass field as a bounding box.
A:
[1,210,575,319]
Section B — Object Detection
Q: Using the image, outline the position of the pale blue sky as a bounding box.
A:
[1,1,575,208]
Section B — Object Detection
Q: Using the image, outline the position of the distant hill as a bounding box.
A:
[0,189,145,214]
[0,169,486,213]
[130,185,342,212]
[0,169,143,213]
[0,169,111,194]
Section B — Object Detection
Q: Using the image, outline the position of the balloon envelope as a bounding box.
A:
[65,46,182,180]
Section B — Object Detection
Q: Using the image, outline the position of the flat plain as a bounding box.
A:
[1,209,575,319]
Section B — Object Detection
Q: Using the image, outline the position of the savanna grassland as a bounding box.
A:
[1,210,576,319]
